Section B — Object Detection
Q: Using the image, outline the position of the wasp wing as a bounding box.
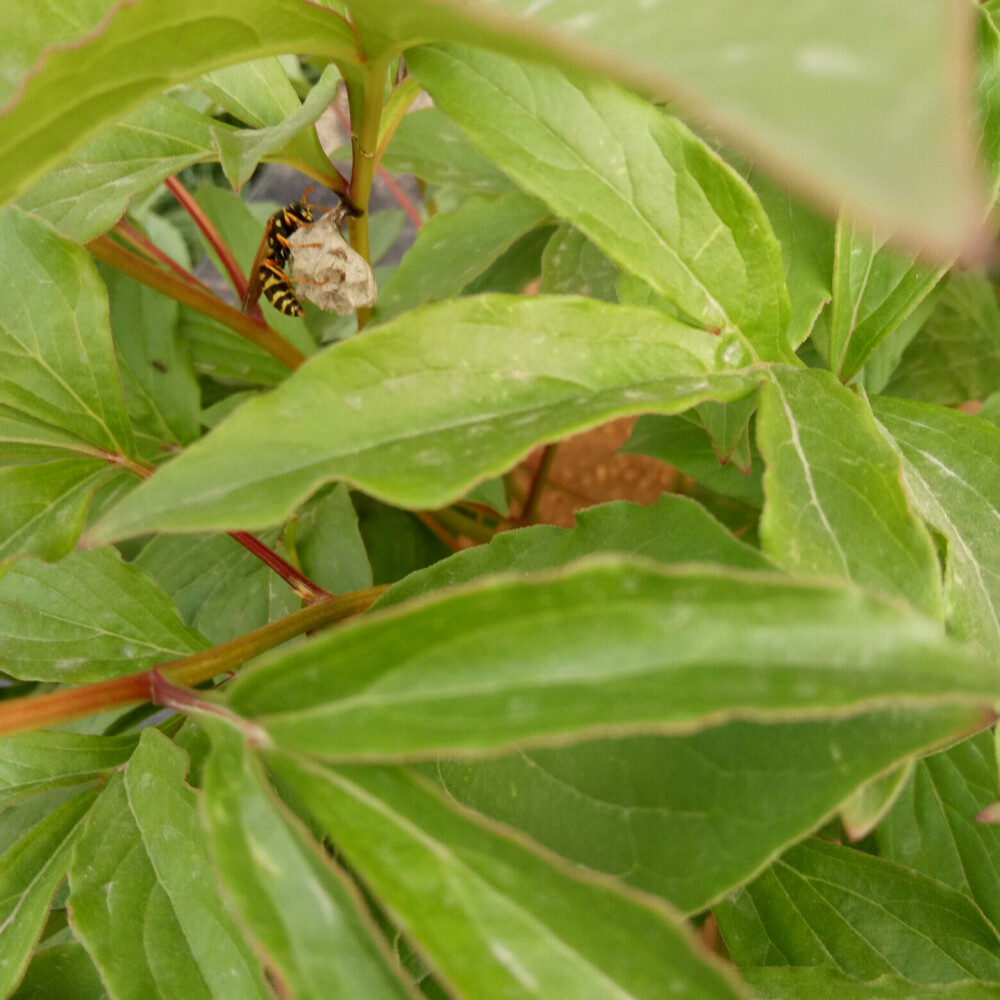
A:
[241,219,274,312]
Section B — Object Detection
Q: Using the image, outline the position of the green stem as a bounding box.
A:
[0,587,388,738]
[433,506,497,545]
[88,235,306,370]
[347,52,395,329]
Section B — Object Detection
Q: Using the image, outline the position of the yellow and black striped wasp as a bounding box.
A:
[242,187,360,317]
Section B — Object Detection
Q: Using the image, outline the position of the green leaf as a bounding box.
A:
[698,394,758,466]
[0,2,111,105]
[197,57,303,128]
[222,560,999,761]
[873,397,1000,661]
[354,498,451,587]
[981,391,1000,429]
[293,484,373,594]
[408,45,792,362]
[884,273,1000,406]
[748,171,835,350]
[193,557,299,645]
[17,97,239,243]
[624,414,764,506]
[0,787,82,853]
[854,287,942,397]
[0,731,137,806]
[462,476,508,517]
[0,208,133,456]
[135,529,269,624]
[878,733,1000,931]
[716,839,1000,983]
[11,941,107,1000]
[195,56,334,184]
[180,309,290,386]
[743,968,1000,1000]
[373,193,549,321]
[200,722,414,1000]
[209,64,343,190]
[433,706,989,915]
[353,0,985,254]
[758,367,943,619]
[68,729,271,1000]
[377,494,771,610]
[87,295,758,540]
[200,390,259,430]
[269,757,746,1000]
[0,789,97,998]
[461,224,555,296]
[134,530,296,644]
[380,108,517,193]
[981,5,1000,195]
[0,458,120,565]
[0,0,357,209]
[540,224,619,301]
[837,763,912,843]
[828,216,943,383]
[367,209,406,267]
[101,267,201,450]
[0,207,135,562]
[0,549,209,683]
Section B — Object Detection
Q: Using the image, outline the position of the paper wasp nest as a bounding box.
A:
[287,210,377,314]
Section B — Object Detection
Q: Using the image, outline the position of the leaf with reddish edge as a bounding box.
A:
[0,0,358,209]
[86,295,759,541]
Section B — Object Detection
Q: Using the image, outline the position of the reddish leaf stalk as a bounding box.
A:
[378,167,422,228]
[229,530,332,604]
[164,176,250,302]
[414,511,464,553]
[0,587,388,738]
[431,506,495,546]
[115,220,211,291]
[110,461,330,605]
[86,234,306,370]
[94,448,155,479]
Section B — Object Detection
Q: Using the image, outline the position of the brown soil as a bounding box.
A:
[509,416,676,528]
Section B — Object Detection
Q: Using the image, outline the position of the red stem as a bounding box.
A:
[111,452,330,604]
[414,511,463,553]
[115,221,212,291]
[87,235,305,370]
[377,167,422,228]
[165,176,250,302]
[229,531,331,604]
[0,588,388,738]
[0,673,154,736]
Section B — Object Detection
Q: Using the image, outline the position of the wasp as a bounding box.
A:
[242,187,361,317]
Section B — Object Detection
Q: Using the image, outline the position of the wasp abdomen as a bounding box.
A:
[259,259,305,317]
